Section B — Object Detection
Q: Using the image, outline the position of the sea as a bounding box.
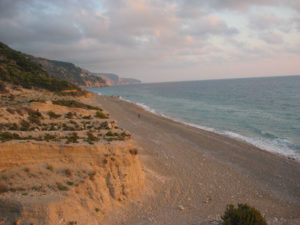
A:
[88,76,300,161]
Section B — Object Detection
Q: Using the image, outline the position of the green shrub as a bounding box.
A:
[20,119,30,131]
[85,132,98,144]
[95,110,108,119]
[105,131,114,136]
[44,133,56,142]
[66,132,79,144]
[221,203,267,225]
[66,181,74,186]
[46,164,53,171]
[57,183,68,191]
[65,112,74,119]
[0,132,20,141]
[27,109,42,124]
[8,123,18,130]
[47,111,61,119]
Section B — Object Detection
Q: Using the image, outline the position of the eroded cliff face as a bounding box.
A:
[0,142,145,225]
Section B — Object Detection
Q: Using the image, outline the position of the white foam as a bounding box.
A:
[118,96,300,161]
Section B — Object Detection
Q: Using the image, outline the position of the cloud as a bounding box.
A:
[0,0,299,82]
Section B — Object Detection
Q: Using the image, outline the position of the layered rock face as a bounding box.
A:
[0,142,145,225]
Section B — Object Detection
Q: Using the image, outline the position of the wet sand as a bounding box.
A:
[87,94,300,225]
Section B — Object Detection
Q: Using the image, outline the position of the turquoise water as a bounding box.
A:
[89,76,300,160]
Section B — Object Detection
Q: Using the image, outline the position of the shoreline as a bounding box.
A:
[86,93,300,225]
[94,92,299,162]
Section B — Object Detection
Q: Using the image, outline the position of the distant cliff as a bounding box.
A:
[93,73,141,86]
[30,56,141,88]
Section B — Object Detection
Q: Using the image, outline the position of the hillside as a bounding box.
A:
[30,56,141,88]
[0,43,145,224]
[29,57,108,88]
[0,42,83,95]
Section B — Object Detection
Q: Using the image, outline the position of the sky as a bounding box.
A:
[0,0,300,82]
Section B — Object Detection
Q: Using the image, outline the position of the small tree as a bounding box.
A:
[222,203,267,225]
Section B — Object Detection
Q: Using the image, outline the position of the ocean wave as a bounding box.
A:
[117,96,300,161]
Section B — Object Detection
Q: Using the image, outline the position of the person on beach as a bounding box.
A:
[138,113,141,118]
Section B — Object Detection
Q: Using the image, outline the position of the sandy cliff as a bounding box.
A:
[0,84,145,225]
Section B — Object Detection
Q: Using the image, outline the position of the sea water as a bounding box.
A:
[89,76,300,160]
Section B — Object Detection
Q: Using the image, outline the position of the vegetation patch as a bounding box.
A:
[47,111,61,119]
[0,132,20,141]
[56,183,68,191]
[0,181,8,194]
[52,100,101,110]
[95,110,109,119]
[0,42,84,95]
[221,203,267,225]
[66,132,79,144]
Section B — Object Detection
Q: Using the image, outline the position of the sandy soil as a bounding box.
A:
[86,94,300,225]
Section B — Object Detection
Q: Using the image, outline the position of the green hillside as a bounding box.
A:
[0,42,83,95]
[29,56,107,87]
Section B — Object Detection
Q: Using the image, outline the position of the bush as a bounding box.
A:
[95,110,108,119]
[0,181,8,193]
[44,133,56,142]
[57,183,68,191]
[20,119,30,131]
[85,132,98,144]
[105,131,114,136]
[47,111,61,119]
[221,203,267,225]
[65,112,76,119]
[66,132,79,144]
[27,109,43,124]
[0,132,20,141]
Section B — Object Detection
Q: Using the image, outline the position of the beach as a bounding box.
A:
[86,94,300,225]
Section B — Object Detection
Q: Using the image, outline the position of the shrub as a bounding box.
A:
[0,181,8,193]
[65,112,74,119]
[221,203,267,225]
[85,132,98,144]
[106,131,114,136]
[47,111,61,119]
[65,168,72,177]
[6,107,15,114]
[66,181,74,186]
[27,109,42,124]
[0,132,20,141]
[95,110,108,119]
[44,133,56,142]
[129,149,138,155]
[57,183,68,191]
[20,119,30,131]
[8,123,18,130]
[66,132,79,144]
[82,115,92,119]
[46,164,53,171]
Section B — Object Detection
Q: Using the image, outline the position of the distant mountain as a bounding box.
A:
[0,42,83,95]
[92,73,141,86]
[30,57,141,88]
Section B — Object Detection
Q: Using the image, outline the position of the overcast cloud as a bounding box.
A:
[0,0,299,82]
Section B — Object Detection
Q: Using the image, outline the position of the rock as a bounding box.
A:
[178,205,185,211]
